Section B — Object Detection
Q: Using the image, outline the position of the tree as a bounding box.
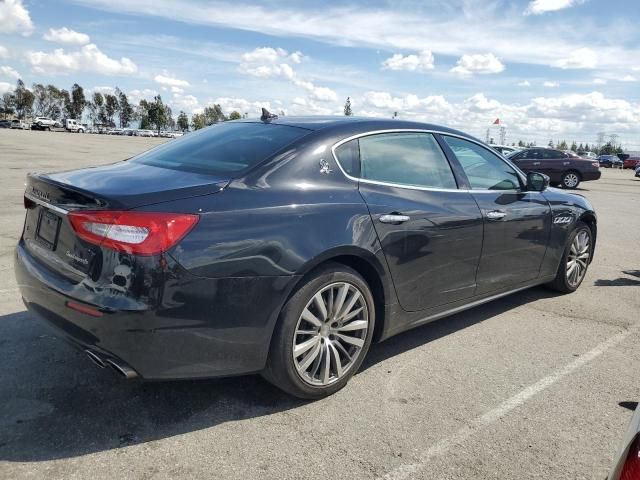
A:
[0,92,15,119]
[190,113,206,130]
[104,94,119,126]
[203,104,226,125]
[89,92,107,125]
[115,88,134,128]
[147,95,169,134]
[557,140,568,150]
[228,111,241,120]
[547,139,554,148]
[177,111,189,131]
[517,140,525,147]
[570,141,577,152]
[343,97,353,116]
[13,80,34,120]
[66,83,86,120]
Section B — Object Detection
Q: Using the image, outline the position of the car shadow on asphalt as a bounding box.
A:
[0,286,560,462]
[594,270,640,287]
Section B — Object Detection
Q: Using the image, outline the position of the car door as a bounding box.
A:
[440,135,552,295]
[540,149,569,182]
[510,148,541,174]
[334,131,484,312]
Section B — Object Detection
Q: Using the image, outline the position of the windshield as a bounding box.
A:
[131,122,310,175]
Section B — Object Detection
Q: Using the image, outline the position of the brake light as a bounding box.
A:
[620,435,640,480]
[68,210,199,256]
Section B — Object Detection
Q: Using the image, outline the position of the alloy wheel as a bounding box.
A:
[563,173,579,188]
[292,282,369,386]
[566,230,590,287]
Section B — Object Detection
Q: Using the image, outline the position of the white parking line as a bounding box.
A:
[384,325,638,480]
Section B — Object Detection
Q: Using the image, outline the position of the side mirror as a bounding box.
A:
[526,172,549,192]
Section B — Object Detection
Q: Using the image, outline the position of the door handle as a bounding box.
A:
[379,214,410,224]
[486,210,506,220]
[533,162,540,166]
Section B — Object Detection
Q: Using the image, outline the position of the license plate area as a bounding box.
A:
[36,210,61,250]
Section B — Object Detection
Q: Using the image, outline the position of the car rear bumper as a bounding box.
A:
[582,171,601,181]
[15,242,299,380]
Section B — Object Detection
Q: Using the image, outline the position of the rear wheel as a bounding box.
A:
[546,221,592,293]
[263,264,375,399]
[561,170,580,189]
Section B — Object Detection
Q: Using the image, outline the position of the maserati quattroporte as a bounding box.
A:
[15,115,597,398]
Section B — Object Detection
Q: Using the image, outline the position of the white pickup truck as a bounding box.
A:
[64,119,85,133]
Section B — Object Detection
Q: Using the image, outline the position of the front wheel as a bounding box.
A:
[263,264,375,399]
[546,222,592,293]
[561,171,580,189]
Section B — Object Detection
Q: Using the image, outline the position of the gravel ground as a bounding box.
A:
[1,128,639,480]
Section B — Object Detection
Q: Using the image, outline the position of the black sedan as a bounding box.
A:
[15,116,597,398]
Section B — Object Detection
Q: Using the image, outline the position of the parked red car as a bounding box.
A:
[623,157,640,169]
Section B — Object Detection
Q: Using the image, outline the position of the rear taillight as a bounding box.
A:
[68,210,199,256]
[620,435,640,480]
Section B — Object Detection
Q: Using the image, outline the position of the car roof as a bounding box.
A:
[236,115,482,141]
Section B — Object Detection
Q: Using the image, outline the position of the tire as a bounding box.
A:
[78,129,84,133]
[546,221,592,293]
[263,263,375,399]
[46,126,51,132]
[561,170,580,189]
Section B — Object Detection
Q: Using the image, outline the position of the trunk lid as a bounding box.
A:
[22,161,228,281]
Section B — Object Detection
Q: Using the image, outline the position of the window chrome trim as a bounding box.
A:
[330,128,528,194]
[24,192,69,216]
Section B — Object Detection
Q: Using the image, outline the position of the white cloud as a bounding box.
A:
[450,53,504,75]
[171,93,199,113]
[593,78,607,85]
[0,65,20,79]
[0,0,33,36]
[518,80,531,87]
[0,81,12,94]
[239,47,336,102]
[154,73,190,88]
[128,88,158,104]
[555,47,597,69]
[543,81,560,87]
[90,86,116,95]
[382,50,434,72]
[26,44,137,75]
[525,0,584,15]
[44,27,91,45]
[621,75,637,82]
[0,45,8,59]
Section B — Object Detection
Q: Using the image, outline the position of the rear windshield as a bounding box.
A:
[131,122,309,175]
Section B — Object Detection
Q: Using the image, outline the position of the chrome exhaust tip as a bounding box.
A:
[85,349,107,368]
[105,359,138,379]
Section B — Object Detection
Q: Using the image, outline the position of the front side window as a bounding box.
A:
[542,149,565,159]
[357,132,457,189]
[443,136,521,190]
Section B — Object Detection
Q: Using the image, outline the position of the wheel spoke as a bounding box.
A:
[301,307,322,327]
[328,341,343,378]
[298,340,322,370]
[293,335,320,357]
[322,344,331,384]
[337,290,361,321]
[313,292,328,321]
[335,333,364,348]
[333,284,349,320]
[337,320,368,332]
[342,306,364,323]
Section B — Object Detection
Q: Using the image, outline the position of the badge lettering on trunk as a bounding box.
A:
[66,251,89,265]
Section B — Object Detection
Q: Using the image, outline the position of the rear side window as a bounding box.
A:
[443,136,521,190]
[357,132,457,189]
[334,139,360,177]
[131,122,309,175]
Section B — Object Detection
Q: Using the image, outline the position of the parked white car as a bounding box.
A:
[10,119,29,130]
[32,116,56,130]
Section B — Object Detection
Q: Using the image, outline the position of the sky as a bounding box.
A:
[1,0,639,147]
